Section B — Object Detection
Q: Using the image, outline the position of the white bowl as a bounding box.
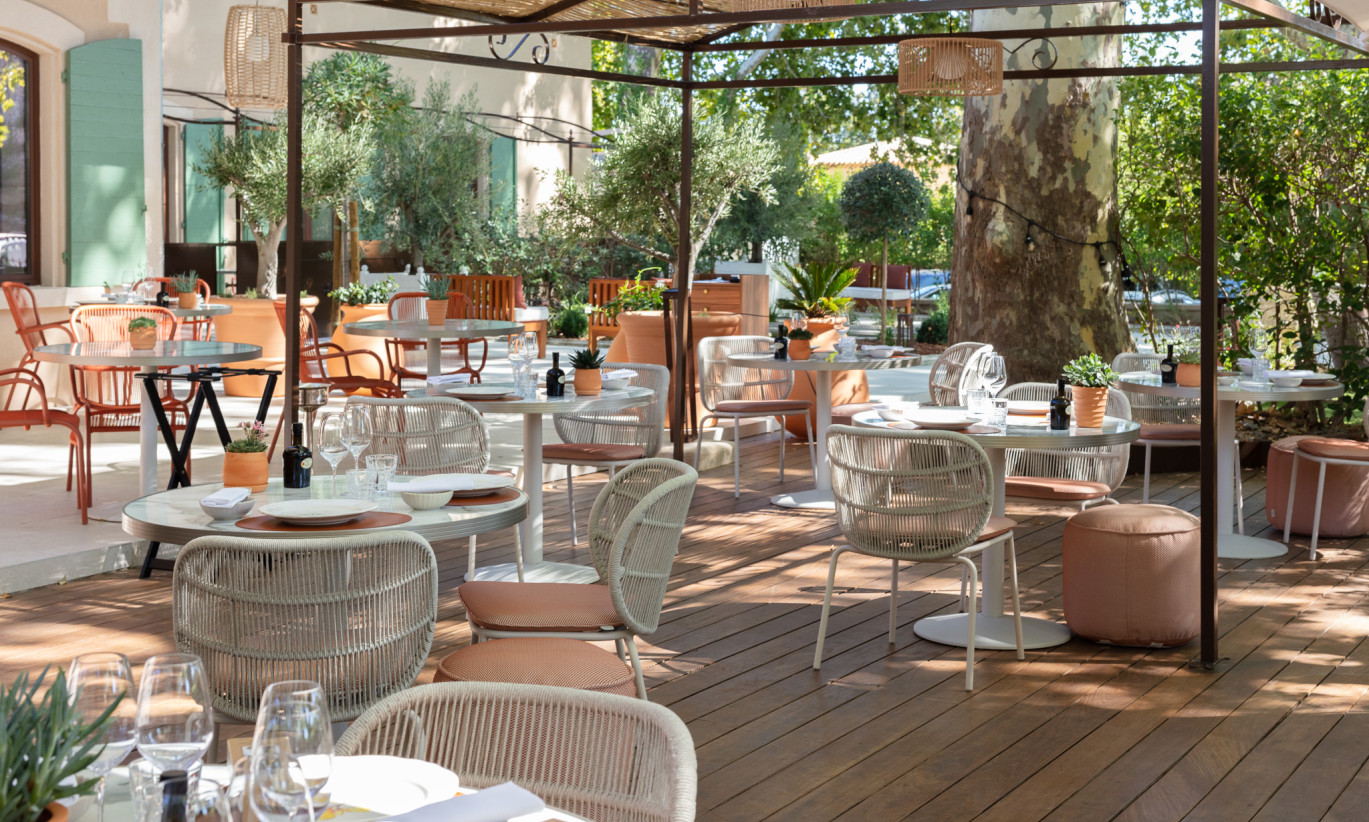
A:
[862,346,896,359]
[200,499,255,521]
[401,490,452,511]
[1267,370,1304,388]
[601,378,630,391]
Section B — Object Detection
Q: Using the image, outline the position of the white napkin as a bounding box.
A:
[390,473,477,493]
[603,369,636,381]
[201,487,251,507]
[382,783,545,822]
[427,373,473,386]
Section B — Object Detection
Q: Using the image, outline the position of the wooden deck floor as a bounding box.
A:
[4,438,1369,821]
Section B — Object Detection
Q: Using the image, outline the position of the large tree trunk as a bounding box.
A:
[950,5,1131,382]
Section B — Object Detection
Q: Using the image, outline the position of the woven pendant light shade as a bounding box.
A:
[225,5,287,110]
[730,0,851,22]
[898,37,1003,97]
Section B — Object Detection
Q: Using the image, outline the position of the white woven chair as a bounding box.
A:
[458,459,698,699]
[927,341,993,406]
[814,425,1023,691]
[334,682,697,822]
[544,363,668,545]
[172,531,438,723]
[998,382,1132,510]
[693,336,815,498]
[345,395,523,581]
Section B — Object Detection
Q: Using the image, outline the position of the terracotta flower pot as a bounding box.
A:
[788,339,812,360]
[39,801,68,822]
[1071,385,1109,428]
[178,292,198,309]
[576,368,602,394]
[328,303,389,381]
[212,296,320,397]
[1176,363,1201,387]
[128,327,157,350]
[427,299,447,326]
[223,450,269,492]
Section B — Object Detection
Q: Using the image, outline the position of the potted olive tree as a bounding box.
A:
[1063,353,1118,428]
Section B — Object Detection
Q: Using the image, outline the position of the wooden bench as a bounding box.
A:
[445,274,547,358]
[587,277,670,353]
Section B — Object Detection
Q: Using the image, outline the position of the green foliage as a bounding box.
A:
[570,348,605,369]
[421,275,449,301]
[304,52,412,134]
[704,120,823,265]
[840,162,931,245]
[554,297,590,339]
[440,211,606,307]
[126,317,156,332]
[171,271,199,293]
[916,308,948,345]
[603,273,668,318]
[327,276,398,307]
[226,420,268,454]
[0,50,23,150]
[0,668,114,822]
[774,261,856,318]
[785,327,814,341]
[1063,353,1117,388]
[241,288,260,300]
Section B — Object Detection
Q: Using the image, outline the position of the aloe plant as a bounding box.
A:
[421,275,450,301]
[569,348,605,370]
[170,271,200,294]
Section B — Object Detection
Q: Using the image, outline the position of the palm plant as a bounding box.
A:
[774,261,857,319]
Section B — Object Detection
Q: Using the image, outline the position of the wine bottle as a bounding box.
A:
[774,325,789,360]
[158,770,189,822]
[1049,378,1071,430]
[155,285,170,308]
[283,421,312,488]
[1160,343,1177,385]
[546,351,566,397]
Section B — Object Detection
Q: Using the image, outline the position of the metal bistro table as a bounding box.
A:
[725,351,924,511]
[343,319,525,378]
[1116,372,1344,559]
[853,408,1141,650]
[73,299,233,320]
[414,383,655,583]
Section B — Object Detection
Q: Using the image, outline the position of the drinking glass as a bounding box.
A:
[187,779,234,822]
[70,653,138,822]
[981,353,1008,396]
[341,406,373,470]
[316,413,348,493]
[366,454,398,498]
[129,760,203,822]
[135,654,214,773]
[507,333,528,384]
[964,388,990,419]
[345,468,373,500]
[249,681,333,822]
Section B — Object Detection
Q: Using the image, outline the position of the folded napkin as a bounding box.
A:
[382,783,545,822]
[427,373,473,386]
[202,487,251,507]
[603,368,636,381]
[390,473,477,493]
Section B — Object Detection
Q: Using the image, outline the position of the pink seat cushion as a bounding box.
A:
[1267,436,1369,538]
[542,443,645,462]
[1004,477,1111,501]
[1297,438,1369,461]
[1138,423,1201,441]
[715,399,810,414]
[832,402,882,427]
[459,581,620,633]
[434,637,635,696]
[979,515,1017,541]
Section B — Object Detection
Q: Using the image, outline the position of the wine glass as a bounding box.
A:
[70,653,137,822]
[136,653,214,773]
[250,681,333,822]
[316,413,348,492]
[507,333,527,385]
[341,406,373,471]
[981,353,1008,396]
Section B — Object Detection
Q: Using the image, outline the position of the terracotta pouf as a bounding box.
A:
[433,637,636,697]
[1265,435,1369,538]
[1063,504,1200,647]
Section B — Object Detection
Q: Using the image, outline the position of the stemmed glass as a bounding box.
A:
[316,413,348,492]
[135,653,214,773]
[507,333,528,386]
[249,681,334,822]
[341,406,373,471]
[981,353,1007,396]
[70,653,137,822]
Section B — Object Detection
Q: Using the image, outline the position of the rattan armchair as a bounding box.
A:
[998,382,1132,510]
[693,336,815,498]
[172,531,439,723]
[815,425,1023,690]
[544,363,668,545]
[927,341,993,406]
[458,459,698,699]
[334,681,697,822]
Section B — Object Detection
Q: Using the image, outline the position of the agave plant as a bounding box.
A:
[774,262,857,319]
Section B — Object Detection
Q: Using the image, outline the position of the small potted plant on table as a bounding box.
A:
[126,316,158,350]
[570,347,606,394]
[1063,353,1118,428]
[787,327,814,360]
[223,420,270,492]
[171,271,201,309]
[1176,344,1201,387]
[422,275,450,325]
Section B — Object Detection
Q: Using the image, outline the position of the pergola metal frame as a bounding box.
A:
[280,0,1369,668]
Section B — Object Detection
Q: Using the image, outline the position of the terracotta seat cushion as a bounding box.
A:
[715,399,810,414]
[1297,438,1369,461]
[542,443,645,462]
[979,515,1017,541]
[1267,436,1369,538]
[459,581,620,633]
[1004,477,1111,501]
[1138,423,1201,441]
[433,637,634,696]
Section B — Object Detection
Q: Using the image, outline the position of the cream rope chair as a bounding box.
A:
[345,395,523,581]
[693,335,815,498]
[927,341,992,406]
[545,363,668,545]
[334,682,697,822]
[998,382,1132,511]
[814,425,1023,691]
[172,531,438,723]
[458,459,698,699]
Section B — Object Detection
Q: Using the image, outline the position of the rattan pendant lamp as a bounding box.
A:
[225,4,288,110]
[898,37,1004,97]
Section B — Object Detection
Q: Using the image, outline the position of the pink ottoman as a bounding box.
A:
[1266,435,1369,538]
[1063,504,1200,647]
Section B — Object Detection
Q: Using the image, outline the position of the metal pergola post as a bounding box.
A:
[675,45,695,462]
[284,0,304,432]
[1199,0,1222,669]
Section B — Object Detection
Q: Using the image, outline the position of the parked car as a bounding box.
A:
[1124,288,1198,305]
[911,282,950,301]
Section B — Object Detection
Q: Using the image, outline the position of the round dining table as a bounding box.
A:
[852,408,1141,650]
[412,383,656,583]
[73,298,232,320]
[31,341,263,498]
[1115,372,1344,559]
[725,351,924,511]
[343,318,525,377]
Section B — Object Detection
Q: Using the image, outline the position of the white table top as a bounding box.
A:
[412,384,655,415]
[726,351,924,371]
[344,319,526,340]
[1115,372,1344,403]
[31,341,262,367]
[122,479,527,545]
[851,409,1141,449]
[73,299,232,318]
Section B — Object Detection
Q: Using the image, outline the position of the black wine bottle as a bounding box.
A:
[283,421,312,488]
[159,770,189,822]
[774,325,789,360]
[155,285,170,308]
[1160,343,1177,385]
[1049,378,1071,430]
[546,352,566,397]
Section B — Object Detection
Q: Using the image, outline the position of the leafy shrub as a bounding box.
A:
[555,299,590,339]
[916,309,948,345]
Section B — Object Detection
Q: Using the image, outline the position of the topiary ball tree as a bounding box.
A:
[839,162,931,339]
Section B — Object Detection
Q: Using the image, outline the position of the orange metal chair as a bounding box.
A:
[2,281,75,412]
[273,300,400,398]
[0,368,89,523]
[385,291,486,384]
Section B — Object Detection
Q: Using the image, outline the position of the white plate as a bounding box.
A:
[448,385,516,399]
[907,410,979,430]
[1006,400,1049,415]
[325,755,463,817]
[1304,372,1336,382]
[258,499,377,526]
[391,474,515,497]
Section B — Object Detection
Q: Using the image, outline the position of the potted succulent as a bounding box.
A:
[126,316,158,350]
[171,271,201,309]
[1176,345,1201,387]
[1063,353,1118,428]
[570,348,606,394]
[786,327,814,361]
[1,667,117,822]
[422,275,450,326]
[223,420,270,492]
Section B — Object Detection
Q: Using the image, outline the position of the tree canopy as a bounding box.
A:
[840,161,931,245]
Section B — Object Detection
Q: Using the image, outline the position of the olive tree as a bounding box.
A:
[840,161,930,337]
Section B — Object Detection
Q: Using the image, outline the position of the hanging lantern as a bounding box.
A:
[898,38,1003,97]
[225,5,287,110]
[730,0,851,23]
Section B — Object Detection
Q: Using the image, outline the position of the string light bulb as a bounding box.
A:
[1025,224,1037,253]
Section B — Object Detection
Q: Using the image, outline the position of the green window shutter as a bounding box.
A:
[490,136,517,217]
[183,123,225,268]
[66,39,145,287]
